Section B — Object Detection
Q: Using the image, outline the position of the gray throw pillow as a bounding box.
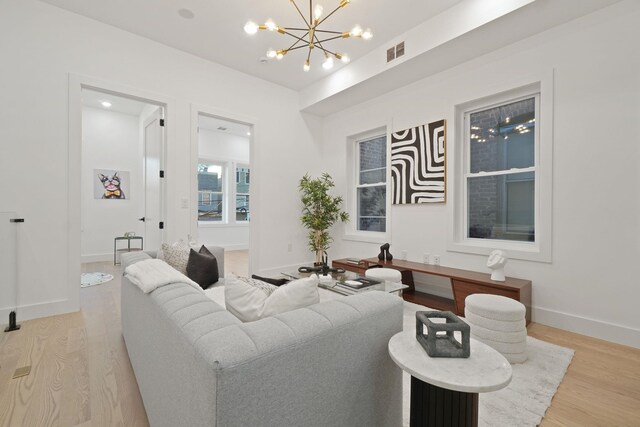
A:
[186,245,219,290]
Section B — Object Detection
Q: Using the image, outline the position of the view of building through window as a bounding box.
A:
[357,134,387,232]
[197,161,250,223]
[198,162,224,222]
[236,165,250,221]
[466,96,536,242]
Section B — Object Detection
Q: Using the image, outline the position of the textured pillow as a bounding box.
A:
[225,275,319,322]
[160,241,191,274]
[186,246,219,290]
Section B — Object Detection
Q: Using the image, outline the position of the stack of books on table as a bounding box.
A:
[345,258,365,265]
[333,277,380,293]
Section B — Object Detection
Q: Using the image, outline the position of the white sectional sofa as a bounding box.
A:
[120,248,403,427]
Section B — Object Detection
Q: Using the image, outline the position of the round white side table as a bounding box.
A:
[388,331,512,426]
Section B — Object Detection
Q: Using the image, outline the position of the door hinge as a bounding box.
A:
[159,119,165,127]
[159,170,165,178]
[159,221,164,230]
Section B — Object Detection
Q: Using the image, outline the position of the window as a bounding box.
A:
[356,134,387,232]
[465,96,537,242]
[451,79,553,262]
[236,165,250,222]
[198,161,224,222]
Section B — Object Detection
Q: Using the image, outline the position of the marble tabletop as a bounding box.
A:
[388,331,512,393]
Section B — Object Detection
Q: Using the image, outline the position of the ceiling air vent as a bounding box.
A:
[387,47,395,63]
[387,41,405,63]
[217,126,228,131]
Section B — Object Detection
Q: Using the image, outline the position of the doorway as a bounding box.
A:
[195,113,252,276]
[80,88,166,265]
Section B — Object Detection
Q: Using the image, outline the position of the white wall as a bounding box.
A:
[198,128,250,249]
[81,107,143,261]
[0,0,320,321]
[321,3,640,347]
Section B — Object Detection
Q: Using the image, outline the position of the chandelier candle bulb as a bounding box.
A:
[244,21,259,35]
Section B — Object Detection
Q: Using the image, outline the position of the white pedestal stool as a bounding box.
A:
[365,267,402,283]
[464,293,528,364]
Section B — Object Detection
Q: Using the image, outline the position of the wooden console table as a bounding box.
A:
[332,258,532,324]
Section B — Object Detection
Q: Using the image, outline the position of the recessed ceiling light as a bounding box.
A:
[246,131,251,136]
[178,8,195,19]
[101,101,112,108]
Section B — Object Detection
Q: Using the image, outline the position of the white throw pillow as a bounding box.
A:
[225,275,320,322]
[160,241,191,274]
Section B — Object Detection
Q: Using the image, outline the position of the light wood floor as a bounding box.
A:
[1,253,639,426]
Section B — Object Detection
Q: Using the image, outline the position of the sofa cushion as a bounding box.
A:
[187,245,219,289]
[225,275,320,322]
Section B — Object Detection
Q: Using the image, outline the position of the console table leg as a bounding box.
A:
[410,376,478,427]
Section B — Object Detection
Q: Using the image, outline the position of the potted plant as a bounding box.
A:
[299,173,349,265]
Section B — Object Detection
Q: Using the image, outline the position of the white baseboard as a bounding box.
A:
[532,306,640,349]
[82,253,113,263]
[0,298,78,326]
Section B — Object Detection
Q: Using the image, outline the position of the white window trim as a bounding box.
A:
[448,79,553,263]
[344,127,391,243]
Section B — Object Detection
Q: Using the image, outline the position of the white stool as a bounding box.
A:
[365,267,402,283]
[464,294,528,364]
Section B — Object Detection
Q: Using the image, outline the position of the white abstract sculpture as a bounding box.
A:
[487,250,508,281]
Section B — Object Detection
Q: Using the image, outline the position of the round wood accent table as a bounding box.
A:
[389,331,512,426]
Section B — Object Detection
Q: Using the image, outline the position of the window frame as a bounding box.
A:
[197,159,250,227]
[449,81,553,263]
[344,127,391,243]
[463,93,539,243]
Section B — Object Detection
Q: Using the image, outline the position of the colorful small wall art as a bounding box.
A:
[391,120,446,204]
[94,169,129,200]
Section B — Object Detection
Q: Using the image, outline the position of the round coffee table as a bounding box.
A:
[388,331,512,427]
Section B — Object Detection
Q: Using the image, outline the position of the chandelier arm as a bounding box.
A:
[313,29,344,34]
[283,27,312,31]
[315,4,343,27]
[314,34,338,57]
[286,43,311,52]
[307,48,312,63]
[282,30,311,45]
[315,35,344,44]
[289,0,311,28]
[286,35,305,52]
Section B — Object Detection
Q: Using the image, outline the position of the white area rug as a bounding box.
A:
[204,286,574,426]
[80,272,114,288]
[403,300,574,427]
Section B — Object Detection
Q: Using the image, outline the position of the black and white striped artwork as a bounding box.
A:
[391,120,446,204]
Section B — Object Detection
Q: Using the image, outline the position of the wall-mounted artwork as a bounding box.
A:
[94,169,129,200]
[391,119,446,204]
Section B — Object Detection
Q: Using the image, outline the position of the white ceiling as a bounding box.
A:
[82,88,151,116]
[39,0,464,90]
[199,115,252,139]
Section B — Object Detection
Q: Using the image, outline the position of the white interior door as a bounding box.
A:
[142,108,164,251]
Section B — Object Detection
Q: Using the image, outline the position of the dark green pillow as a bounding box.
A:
[187,245,219,290]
